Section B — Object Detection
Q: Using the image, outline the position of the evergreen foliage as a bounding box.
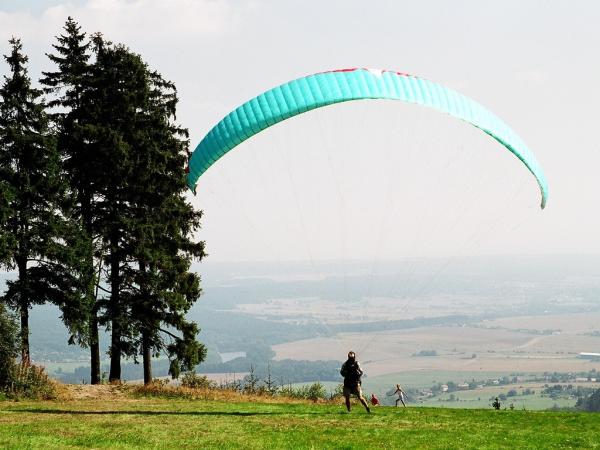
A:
[67,28,205,382]
[122,67,206,383]
[41,17,101,383]
[0,38,80,364]
[1,20,207,382]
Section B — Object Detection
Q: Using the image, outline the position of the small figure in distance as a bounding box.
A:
[370,393,380,406]
[340,351,370,413]
[492,397,501,410]
[393,384,406,407]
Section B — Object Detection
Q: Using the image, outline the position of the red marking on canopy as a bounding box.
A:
[320,68,413,77]
[328,68,360,73]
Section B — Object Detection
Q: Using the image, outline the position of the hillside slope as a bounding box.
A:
[1,393,598,449]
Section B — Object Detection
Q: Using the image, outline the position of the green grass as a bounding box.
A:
[420,391,575,410]
[1,397,599,449]
[364,370,532,390]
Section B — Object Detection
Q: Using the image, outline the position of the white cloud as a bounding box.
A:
[0,0,250,45]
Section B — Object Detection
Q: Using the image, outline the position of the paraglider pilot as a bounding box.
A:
[340,351,370,413]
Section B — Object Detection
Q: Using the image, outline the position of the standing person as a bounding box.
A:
[340,351,370,413]
[393,384,406,407]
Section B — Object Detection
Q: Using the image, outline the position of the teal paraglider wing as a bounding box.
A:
[187,68,548,209]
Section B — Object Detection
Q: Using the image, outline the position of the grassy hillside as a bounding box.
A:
[1,394,599,449]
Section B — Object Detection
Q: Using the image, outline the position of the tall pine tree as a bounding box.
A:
[124,70,206,383]
[0,38,79,364]
[78,38,144,381]
[39,23,208,381]
[81,37,207,382]
[41,17,102,383]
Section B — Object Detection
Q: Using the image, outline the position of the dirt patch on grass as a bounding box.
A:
[51,383,329,406]
[60,384,131,401]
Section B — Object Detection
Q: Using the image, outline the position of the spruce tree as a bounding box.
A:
[78,38,152,381]
[41,17,102,383]
[81,39,207,382]
[126,195,206,383]
[0,38,78,364]
[45,29,209,382]
[123,69,206,384]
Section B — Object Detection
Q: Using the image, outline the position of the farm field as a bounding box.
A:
[2,395,600,449]
[362,370,527,391]
[232,294,494,323]
[418,386,574,410]
[481,312,600,333]
[272,326,600,377]
[415,380,600,410]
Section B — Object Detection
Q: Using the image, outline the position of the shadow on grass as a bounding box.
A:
[7,409,281,416]
[6,409,335,417]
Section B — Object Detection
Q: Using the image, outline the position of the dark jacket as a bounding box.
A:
[340,359,363,387]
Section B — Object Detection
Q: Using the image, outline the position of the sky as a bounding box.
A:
[1,0,599,263]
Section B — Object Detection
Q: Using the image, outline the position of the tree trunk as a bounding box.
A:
[82,195,101,383]
[17,256,30,365]
[20,304,30,365]
[108,229,121,382]
[109,318,121,381]
[139,260,152,385]
[90,310,101,384]
[142,330,152,385]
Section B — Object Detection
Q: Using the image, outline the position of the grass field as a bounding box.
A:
[1,396,600,449]
[418,387,576,410]
[364,370,516,390]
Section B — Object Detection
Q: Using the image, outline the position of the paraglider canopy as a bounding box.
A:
[187,68,548,209]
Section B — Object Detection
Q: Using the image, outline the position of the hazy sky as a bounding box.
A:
[1,0,599,262]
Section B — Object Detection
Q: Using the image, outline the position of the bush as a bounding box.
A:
[151,378,170,388]
[0,308,51,400]
[305,382,327,401]
[6,363,57,400]
[279,382,329,401]
[242,365,260,394]
[577,389,600,412]
[278,384,296,398]
[180,372,216,390]
[0,304,19,389]
[329,383,344,400]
